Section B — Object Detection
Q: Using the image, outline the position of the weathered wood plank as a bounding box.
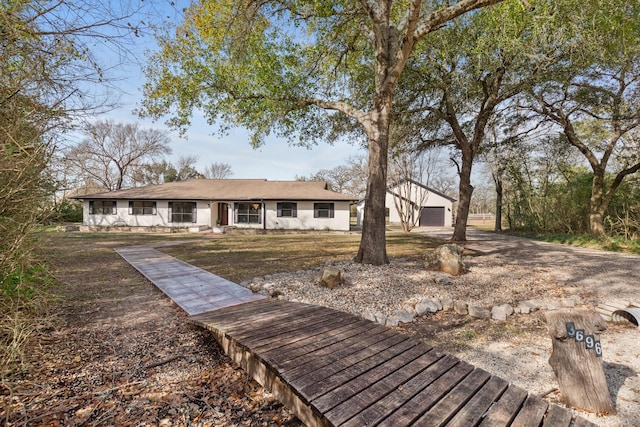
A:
[324,349,445,425]
[311,345,429,413]
[267,321,387,371]
[232,309,339,343]
[250,314,363,353]
[411,368,491,426]
[262,320,380,374]
[446,375,509,426]
[542,405,574,427]
[510,395,549,427]
[376,360,475,427]
[342,354,460,427]
[478,384,528,427]
[212,303,328,334]
[283,331,407,383]
[190,298,282,323]
[297,338,419,401]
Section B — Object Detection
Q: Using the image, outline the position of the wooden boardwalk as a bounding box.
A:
[117,244,596,427]
[191,300,595,427]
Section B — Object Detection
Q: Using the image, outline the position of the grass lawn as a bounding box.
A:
[162,231,444,283]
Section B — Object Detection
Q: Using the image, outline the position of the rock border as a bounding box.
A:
[240,269,584,328]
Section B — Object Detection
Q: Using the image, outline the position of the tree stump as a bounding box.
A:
[545,310,615,414]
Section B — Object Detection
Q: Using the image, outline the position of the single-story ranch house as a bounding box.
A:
[72,179,357,232]
[356,179,456,227]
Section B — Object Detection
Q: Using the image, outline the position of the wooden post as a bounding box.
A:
[545,310,615,414]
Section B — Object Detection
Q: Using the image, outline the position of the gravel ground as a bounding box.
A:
[245,229,640,427]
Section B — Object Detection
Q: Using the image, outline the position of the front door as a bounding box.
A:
[217,203,229,226]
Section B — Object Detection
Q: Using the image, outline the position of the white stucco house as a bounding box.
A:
[72,179,357,232]
[356,179,456,227]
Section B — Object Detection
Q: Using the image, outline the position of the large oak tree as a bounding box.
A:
[140,0,503,265]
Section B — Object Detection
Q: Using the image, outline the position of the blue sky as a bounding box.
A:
[94,1,365,181]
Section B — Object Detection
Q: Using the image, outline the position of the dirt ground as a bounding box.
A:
[3,233,301,426]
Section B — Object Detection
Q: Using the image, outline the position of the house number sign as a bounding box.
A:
[566,322,602,357]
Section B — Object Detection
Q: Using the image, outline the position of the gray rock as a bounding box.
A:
[491,304,513,321]
[454,301,469,315]
[468,306,491,319]
[519,300,542,312]
[362,310,376,322]
[385,316,399,327]
[518,304,531,314]
[425,244,466,276]
[561,297,577,308]
[513,306,522,314]
[396,310,416,324]
[441,297,454,311]
[416,299,440,315]
[374,312,387,325]
[318,266,341,289]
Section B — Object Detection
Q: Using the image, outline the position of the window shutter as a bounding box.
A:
[314,203,319,218]
[89,201,94,214]
[292,203,297,218]
[277,202,282,217]
[128,201,133,215]
[192,202,197,223]
[330,203,334,218]
[168,202,173,222]
[152,202,157,215]
[234,203,239,222]
[111,201,117,215]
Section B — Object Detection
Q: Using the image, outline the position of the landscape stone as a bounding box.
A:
[318,266,341,289]
[561,297,577,308]
[396,310,416,323]
[468,305,491,319]
[518,304,531,314]
[425,244,466,276]
[454,301,469,315]
[416,299,440,315]
[441,297,454,311]
[385,316,399,327]
[362,310,376,322]
[491,304,514,321]
[374,312,387,325]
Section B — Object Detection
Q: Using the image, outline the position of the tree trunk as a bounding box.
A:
[452,147,474,241]
[545,310,615,414]
[355,104,390,265]
[589,170,607,237]
[494,174,503,232]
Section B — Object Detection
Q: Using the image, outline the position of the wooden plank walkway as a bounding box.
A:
[116,244,597,427]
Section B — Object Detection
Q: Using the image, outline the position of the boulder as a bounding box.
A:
[396,310,416,324]
[454,301,469,315]
[491,304,514,321]
[318,266,341,289]
[415,299,440,315]
[441,297,454,311]
[468,306,491,319]
[425,244,466,276]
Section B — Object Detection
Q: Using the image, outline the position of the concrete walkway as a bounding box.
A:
[115,244,265,315]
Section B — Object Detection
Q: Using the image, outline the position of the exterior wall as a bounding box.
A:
[356,185,454,227]
[82,199,352,231]
[82,200,211,228]
[263,201,351,231]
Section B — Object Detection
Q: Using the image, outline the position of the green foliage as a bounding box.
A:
[1,266,52,301]
[511,232,640,255]
[52,200,83,223]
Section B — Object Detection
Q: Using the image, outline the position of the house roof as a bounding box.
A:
[387,179,457,202]
[72,179,358,202]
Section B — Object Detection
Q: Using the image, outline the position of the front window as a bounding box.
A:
[129,201,156,215]
[89,200,116,215]
[277,202,297,218]
[169,202,196,223]
[235,202,262,224]
[314,202,334,218]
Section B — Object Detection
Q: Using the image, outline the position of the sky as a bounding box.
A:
[94,1,365,182]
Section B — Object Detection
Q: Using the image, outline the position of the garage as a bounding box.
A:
[420,206,445,227]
